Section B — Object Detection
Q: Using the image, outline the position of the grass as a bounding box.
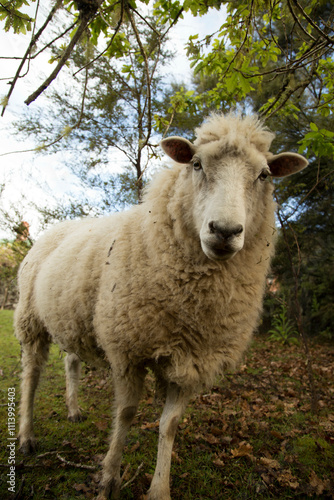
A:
[0,309,333,499]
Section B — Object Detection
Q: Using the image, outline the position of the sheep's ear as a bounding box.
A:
[160,137,195,164]
[268,152,308,178]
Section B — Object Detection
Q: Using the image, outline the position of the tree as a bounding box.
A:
[11,11,177,220]
[0,222,32,309]
[0,0,184,115]
[186,1,333,130]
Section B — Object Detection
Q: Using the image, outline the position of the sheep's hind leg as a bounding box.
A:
[147,383,190,500]
[97,367,146,500]
[65,353,85,422]
[18,335,50,454]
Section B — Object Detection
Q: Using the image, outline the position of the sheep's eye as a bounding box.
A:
[193,159,202,171]
[258,169,270,182]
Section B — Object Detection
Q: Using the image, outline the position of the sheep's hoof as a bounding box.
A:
[19,438,36,455]
[67,410,87,423]
[97,477,121,500]
[147,487,171,500]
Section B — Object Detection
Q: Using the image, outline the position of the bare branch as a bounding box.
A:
[1,0,63,116]
[24,0,104,106]
[126,5,152,149]
[292,0,334,44]
[56,453,97,470]
[287,0,316,42]
[72,1,124,78]
[121,462,144,490]
[161,7,184,41]
[32,20,79,59]
[1,51,90,157]
[98,1,121,30]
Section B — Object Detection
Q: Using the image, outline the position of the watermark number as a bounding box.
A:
[7,387,16,493]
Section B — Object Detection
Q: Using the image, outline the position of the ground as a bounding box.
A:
[0,309,333,499]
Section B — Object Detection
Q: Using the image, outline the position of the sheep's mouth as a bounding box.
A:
[202,242,237,261]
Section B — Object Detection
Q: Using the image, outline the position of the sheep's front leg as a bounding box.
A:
[98,368,145,500]
[148,383,190,500]
[65,353,85,422]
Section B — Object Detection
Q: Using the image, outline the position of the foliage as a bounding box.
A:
[268,301,299,346]
[1,311,333,498]
[12,12,175,218]
[0,0,35,34]
[0,238,31,308]
[185,0,334,147]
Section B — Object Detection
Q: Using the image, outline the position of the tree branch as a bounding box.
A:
[1,0,63,116]
[292,0,334,44]
[56,453,97,470]
[1,52,90,157]
[24,0,104,106]
[0,1,34,22]
[126,5,152,149]
[72,0,126,78]
[287,0,316,42]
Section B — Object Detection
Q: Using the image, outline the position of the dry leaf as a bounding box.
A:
[130,441,140,453]
[277,469,299,489]
[231,441,254,458]
[95,420,108,431]
[270,430,284,440]
[260,457,281,469]
[172,451,182,464]
[73,483,90,492]
[213,458,225,468]
[141,421,160,430]
[309,470,330,495]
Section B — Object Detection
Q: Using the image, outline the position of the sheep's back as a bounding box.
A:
[16,214,127,364]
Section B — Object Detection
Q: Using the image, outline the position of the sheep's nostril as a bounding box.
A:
[208,222,244,239]
[233,224,244,236]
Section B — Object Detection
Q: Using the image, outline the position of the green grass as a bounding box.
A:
[1,310,334,499]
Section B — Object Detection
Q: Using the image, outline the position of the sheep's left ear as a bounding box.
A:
[160,137,195,164]
[268,152,308,178]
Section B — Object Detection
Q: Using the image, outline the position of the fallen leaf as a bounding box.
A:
[73,483,90,492]
[94,420,108,431]
[260,457,281,469]
[231,441,254,458]
[130,441,140,453]
[309,470,330,495]
[48,410,59,418]
[270,430,284,440]
[172,451,182,463]
[261,473,272,485]
[203,434,220,445]
[141,421,160,430]
[213,458,225,468]
[277,469,299,489]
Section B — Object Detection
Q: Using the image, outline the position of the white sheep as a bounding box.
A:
[15,113,308,499]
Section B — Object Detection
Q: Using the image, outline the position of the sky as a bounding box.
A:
[0,2,226,239]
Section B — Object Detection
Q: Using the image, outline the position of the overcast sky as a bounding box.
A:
[0,3,225,239]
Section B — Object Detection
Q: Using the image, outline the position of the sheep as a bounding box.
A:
[14,113,308,499]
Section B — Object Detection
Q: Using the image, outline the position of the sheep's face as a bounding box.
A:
[161,135,308,261]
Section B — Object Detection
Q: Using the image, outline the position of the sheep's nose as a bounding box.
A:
[208,221,244,240]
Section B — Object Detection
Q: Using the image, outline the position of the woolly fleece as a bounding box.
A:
[15,114,277,394]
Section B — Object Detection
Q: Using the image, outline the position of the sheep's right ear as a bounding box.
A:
[160,137,195,164]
